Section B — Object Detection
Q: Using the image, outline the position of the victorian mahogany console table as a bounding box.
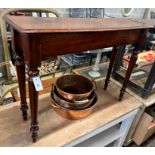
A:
[5,15,151,142]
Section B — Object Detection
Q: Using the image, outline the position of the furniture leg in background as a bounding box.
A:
[105,29,148,101]
[112,46,126,79]
[119,29,148,101]
[104,46,118,90]
[119,50,139,101]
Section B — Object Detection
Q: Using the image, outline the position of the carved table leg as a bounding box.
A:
[15,55,28,121]
[28,69,39,142]
[119,50,138,101]
[104,46,118,90]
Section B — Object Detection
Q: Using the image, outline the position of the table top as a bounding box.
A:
[5,15,152,33]
[130,19,155,27]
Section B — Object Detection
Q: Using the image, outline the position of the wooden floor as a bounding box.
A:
[0,80,142,147]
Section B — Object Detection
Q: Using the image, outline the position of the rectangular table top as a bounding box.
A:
[5,15,151,33]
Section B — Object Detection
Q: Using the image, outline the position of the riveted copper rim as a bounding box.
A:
[51,92,97,120]
[55,74,94,100]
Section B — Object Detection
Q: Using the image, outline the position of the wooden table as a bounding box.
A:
[5,15,151,142]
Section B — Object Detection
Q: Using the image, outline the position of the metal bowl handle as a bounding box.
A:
[50,94,60,109]
[50,84,59,108]
[73,99,89,104]
[51,92,69,112]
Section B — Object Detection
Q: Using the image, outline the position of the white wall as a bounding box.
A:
[104,8,155,19]
[54,8,155,19]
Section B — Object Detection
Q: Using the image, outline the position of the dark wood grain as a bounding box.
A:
[28,70,39,142]
[14,29,141,61]
[5,15,149,33]
[40,30,141,57]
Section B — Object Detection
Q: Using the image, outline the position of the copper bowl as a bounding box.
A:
[55,74,96,100]
[51,92,97,120]
[51,84,96,110]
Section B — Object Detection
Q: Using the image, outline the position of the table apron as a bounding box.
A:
[38,29,141,58]
[13,28,145,68]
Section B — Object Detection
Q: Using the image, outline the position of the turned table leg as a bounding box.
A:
[15,55,28,121]
[104,46,118,90]
[119,50,138,101]
[28,69,39,142]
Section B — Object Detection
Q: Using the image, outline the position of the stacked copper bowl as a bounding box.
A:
[51,74,97,120]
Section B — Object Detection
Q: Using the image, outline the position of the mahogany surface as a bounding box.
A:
[5,16,149,33]
[5,15,153,142]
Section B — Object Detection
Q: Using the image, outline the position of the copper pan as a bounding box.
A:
[55,74,97,100]
[51,92,97,120]
[51,84,96,110]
